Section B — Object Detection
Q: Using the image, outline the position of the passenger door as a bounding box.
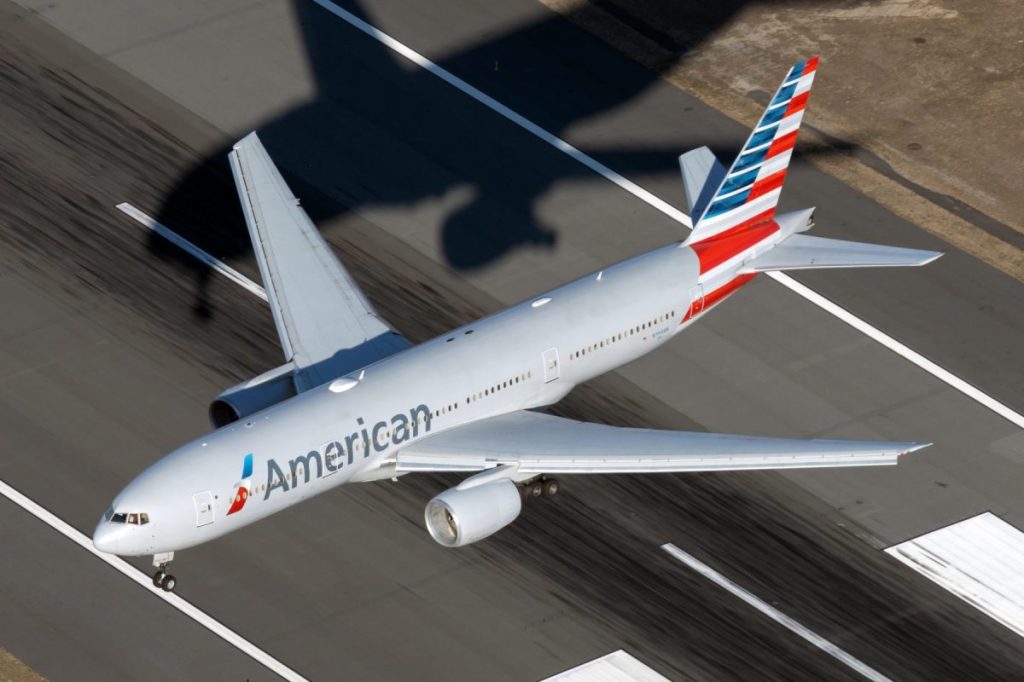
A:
[193,490,215,527]
[542,347,560,383]
[688,284,705,317]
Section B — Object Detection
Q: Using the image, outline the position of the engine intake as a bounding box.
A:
[424,479,522,547]
[209,363,296,428]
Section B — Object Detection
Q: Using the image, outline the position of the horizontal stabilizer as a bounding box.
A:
[679,147,726,218]
[742,234,942,273]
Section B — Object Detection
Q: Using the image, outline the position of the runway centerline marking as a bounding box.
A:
[662,543,892,682]
[308,0,1024,430]
[0,479,308,682]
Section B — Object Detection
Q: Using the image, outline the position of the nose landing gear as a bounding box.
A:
[151,552,177,592]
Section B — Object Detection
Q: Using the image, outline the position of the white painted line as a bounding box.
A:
[0,479,307,682]
[307,0,691,227]
[541,650,670,681]
[116,202,268,302]
[769,273,1024,428]
[661,543,892,682]
[309,0,1024,431]
[886,512,1024,640]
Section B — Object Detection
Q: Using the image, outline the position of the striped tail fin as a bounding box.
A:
[684,56,819,245]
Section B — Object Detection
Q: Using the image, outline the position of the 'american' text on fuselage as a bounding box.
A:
[263,404,432,499]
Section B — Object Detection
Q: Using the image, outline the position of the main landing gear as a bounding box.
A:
[522,476,560,500]
[151,551,177,592]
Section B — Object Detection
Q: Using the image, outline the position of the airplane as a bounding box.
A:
[94,57,939,592]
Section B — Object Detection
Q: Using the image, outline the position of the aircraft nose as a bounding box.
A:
[92,520,120,554]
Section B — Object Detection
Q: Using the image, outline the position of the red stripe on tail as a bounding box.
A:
[692,222,778,274]
[682,273,758,322]
[747,169,787,202]
[766,130,798,159]
[784,91,809,117]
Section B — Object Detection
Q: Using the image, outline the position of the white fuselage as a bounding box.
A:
[94,241,716,556]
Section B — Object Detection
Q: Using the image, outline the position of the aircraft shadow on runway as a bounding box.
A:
[149,0,850,320]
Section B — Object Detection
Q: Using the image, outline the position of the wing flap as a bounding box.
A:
[397,411,926,474]
[743,234,942,273]
[229,133,410,391]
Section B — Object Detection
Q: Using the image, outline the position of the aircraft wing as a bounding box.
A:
[229,133,410,392]
[396,410,927,474]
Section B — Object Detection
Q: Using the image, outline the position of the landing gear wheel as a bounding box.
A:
[527,482,544,499]
[152,570,166,588]
[160,574,177,592]
[542,478,560,497]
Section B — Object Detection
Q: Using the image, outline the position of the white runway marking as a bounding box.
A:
[307,0,691,226]
[542,650,669,681]
[309,0,1024,431]
[0,479,308,681]
[116,202,267,301]
[886,512,1024,640]
[661,543,892,682]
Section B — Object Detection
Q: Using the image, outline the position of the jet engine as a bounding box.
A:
[209,363,297,428]
[424,479,522,547]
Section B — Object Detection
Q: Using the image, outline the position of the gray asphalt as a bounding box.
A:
[2,0,1024,680]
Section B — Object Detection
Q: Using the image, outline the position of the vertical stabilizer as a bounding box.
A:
[684,57,819,246]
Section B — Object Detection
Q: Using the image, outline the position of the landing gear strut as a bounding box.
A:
[151,552,177,592]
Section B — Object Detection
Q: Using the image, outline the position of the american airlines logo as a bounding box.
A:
[226,453,254,515]
[260,404,433,500]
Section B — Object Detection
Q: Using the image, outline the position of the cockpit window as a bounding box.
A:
[109,510,149,524]
[103,507,114,522]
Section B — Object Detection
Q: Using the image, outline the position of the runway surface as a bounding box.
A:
[2,0,1023,679]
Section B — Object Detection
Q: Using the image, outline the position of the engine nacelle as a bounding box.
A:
[424,479,522,547]
[209,363,297,428]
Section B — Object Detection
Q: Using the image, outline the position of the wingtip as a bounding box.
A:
[233,131,261,151]
[901,442,932,456]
